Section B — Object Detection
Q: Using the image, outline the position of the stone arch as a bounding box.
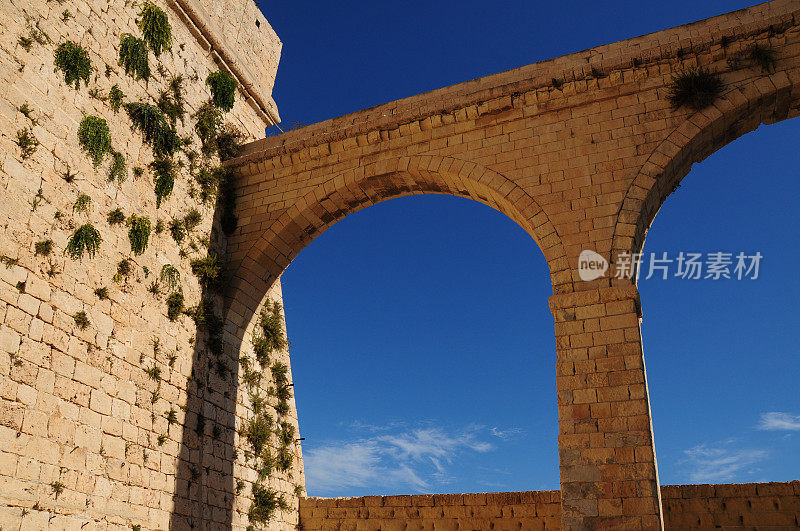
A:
[224,155,565,331]
[610,71,797,275]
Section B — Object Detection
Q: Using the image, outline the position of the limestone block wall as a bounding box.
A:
[0,0,302,529]
[298,481,800,530]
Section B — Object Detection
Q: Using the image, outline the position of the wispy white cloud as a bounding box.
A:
[304,424,515,495]
[758,412,800,431]
[490,427,524,440]
[682,441,767,483]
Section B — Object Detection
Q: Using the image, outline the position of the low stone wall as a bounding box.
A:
[299,481,800,530]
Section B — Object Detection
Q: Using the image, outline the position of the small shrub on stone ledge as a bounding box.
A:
[248,484,287,526]
[138,2,172,57]
[125,102,180,158]
[78,116,112,167]
[667,68,724,111]
[119,33,150,81]
[749,44,777,73]
[127,214,151,255]
[150,157,175,207]
[15,128,39,160]
[107,208,125,225]
[35,239,53,256]
[160,264,181,292]
[206,70,237,112]
[73,311,90,330]
[166,291,184,321]
[54,41,91,90]
[193,102,222,156]
[190,254,222,289]
[245,412,273,455]
[66,223,101,259]
[109,84,125,112]
[108,151,127,184]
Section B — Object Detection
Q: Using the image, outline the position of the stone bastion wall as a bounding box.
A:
[0,0,304,529]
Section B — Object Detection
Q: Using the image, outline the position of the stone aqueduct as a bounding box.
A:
[222,1,800,528]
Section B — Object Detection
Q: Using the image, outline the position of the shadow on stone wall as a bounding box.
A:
[169,192,242,529]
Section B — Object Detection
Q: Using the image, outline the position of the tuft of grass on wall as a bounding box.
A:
[166,291,184,321]
[66,223,101,259]
[78,116,112,167]
[119,33,150,82]
[206,70,237,112]
[54,41,91,90]
[109,84,125,113]
[137,2,172,57]
[124,102,180,158]
[108,151,127,184]
[667,68,724,111]
[127,215,151,255]
[15,128,39,160]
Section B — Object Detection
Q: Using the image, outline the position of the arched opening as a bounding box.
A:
[281,193,560,496]
[636,116,800,485]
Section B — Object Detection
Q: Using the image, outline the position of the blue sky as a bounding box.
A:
[255,1,800,496]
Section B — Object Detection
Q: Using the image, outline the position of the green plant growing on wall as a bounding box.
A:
[119,33,150,81]
[183,209,202,232]
[275,447,292,472]
[158,75,186,125]
[145,363,161,381]
[19,36,33,51]
[94,287,109,300]
[278,421,295,447]
[166,291,184,321]
[248,484,287,526]
[133,166,144,178]
[15,128,39,159]
[16,281,26,293]
[168,218,186,243]
[137,2,172,56]
[206,70,237,112]
[244,412,273,455]
[216,124,244,161]
[54,41,92,89]
[160,264,181,292]
[35,240,53,256]
[157,434,167,446]
[125,102,180,157]
[116,259,132,281]
[107,208,125,225]
[18,103,36,124]
[252,301,286,365]
[78,116,112,166]
[193,166,218,205]
[73,311,90,329]
[73,193,92,213]
[750,44,777,73]
[193,102,222,156]
[190,254,222,289]
[166,408,177,425]
[27,20,49,45]
[50,481,66,499]
[107,151,127,184]
[66,223,101,259]
[150,157,175,207]
[127,215,151,255]
[109,84,125,112]
[667,68,724,110]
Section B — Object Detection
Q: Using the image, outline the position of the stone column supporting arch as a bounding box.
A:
[550,285,662,529]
